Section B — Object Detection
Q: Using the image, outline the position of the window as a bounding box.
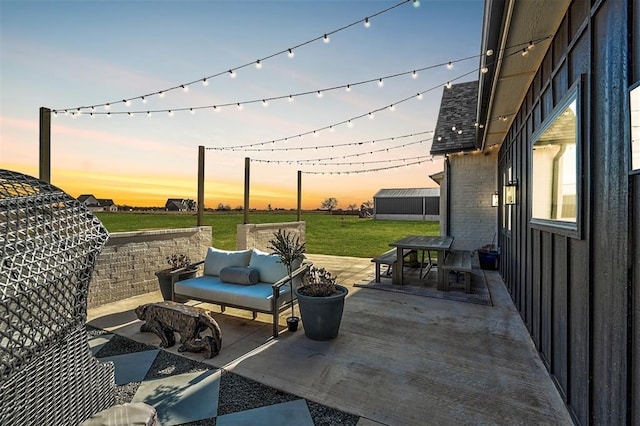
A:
[531,84,581,236]
[631,83,640,171]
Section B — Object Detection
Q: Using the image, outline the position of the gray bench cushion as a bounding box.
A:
[174,276,292,312]
[219,266,260,285]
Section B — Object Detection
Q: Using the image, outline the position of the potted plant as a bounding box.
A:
[477,244,500,270]
[295,266,348,341]
[155,254,198,301]
[268,229,306,332]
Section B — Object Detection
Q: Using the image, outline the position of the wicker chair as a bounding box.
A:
[0,170,156,425]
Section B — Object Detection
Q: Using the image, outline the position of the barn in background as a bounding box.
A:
[373,188,439,221]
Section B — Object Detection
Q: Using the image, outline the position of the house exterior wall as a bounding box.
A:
[88,227,212,308]
[446,150,497,251]
[496,1,637,423]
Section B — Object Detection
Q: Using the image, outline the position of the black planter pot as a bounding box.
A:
[155,269,197,301]
[294,285,348,341]
[286,316,300,332]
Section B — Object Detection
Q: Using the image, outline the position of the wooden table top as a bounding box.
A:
[389,235,454,251]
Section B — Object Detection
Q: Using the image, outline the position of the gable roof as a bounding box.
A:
[374,188,440,198]
[430,80,479,155]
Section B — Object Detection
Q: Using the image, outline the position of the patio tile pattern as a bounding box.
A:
[88,329,359,426]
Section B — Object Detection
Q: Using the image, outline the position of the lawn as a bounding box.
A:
[95,211,439,258]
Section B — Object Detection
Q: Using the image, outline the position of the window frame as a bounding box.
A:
[630,80,640,175]
[529,79,584,239]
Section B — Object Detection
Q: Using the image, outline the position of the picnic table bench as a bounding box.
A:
[371,248,414,283]
[441,250,473,293]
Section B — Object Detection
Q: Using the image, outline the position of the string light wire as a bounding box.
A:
[51,0,416,113]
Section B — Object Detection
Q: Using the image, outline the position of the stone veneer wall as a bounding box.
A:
[236,221,306,252]
[88,226,212,309]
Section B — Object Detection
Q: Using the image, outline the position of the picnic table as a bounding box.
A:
[389,235,454,290]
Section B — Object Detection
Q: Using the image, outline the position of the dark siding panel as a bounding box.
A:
[552,236,568,395]
[532,229,541,346]
[568,238,590,425]
[633,175,640,425]
[591,2,630,423]
[541,232,553,367]
[425,197,440,215]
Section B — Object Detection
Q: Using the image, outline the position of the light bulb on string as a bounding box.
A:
[229,70,237,78]
[452,126,456,131]
[416,93,423,100]
[389,104,396,111]
[256,60,262,69]
[141,96,147,104]
[158,91,165,98]
[481,66,489,73]
[412,70,418,79]
[445,82,452,89]
[288,95,294,102]
[202,78,209,87]
[262,100,268,107]
[368,112,375,120]
[104,103,110,110]
[447,62,453,69]
[128,112,133,117]
[323,34,330,43]
[237,103,243,110]
[147,111,152,117]
[527,40,535,50]
[377,78,384,87]
[107,112,111,118]
[317,90,323,98]
[364,17,370,28]
[347,120,354,128]
[486,49,494,56]
[190,108,196,115]
[521,48,529,56]
[168,110,174,117]
[457,129,463,134]
[124,99,131,106]
[90,113,95,118]
[288,49,295,58]
[329,126,335,132]
[346,85,351,92]
[181,85,189,92]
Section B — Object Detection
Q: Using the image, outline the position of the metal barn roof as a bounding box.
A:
[373,188,440,198]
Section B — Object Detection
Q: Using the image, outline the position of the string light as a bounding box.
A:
[364,17,371,28]
[262,99,269,107]
[288,95,294,102]
[256,60,262,69]
[317,90,323,98]
[389,104,396,111]
[416,93,423,100]
[202,78,209,86]
[368,112,375,119]
[447,62,453,69]
[158,91,165,98]
[346,85,351,92]
[412,70,418,79]
[323,34,330,43]
[377,78,384,87]
[190,108,195,115]
[141,96,147,103]
[481,66,489,73]
[229,70,237,78]
[168,110,174,117]
[181,85,189,92]
[124,99,131,106]
[288,49,295,58]
[445,82,452,89]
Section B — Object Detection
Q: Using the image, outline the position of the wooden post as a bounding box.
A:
[297,170,302,222]
[197,145,205,226]
[243,157,250,224]
[39,107,51,182]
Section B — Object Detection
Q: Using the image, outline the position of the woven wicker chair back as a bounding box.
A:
[0,169,115,425]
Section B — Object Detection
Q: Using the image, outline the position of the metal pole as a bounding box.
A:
[197,145,205,226]
[243,157,250,224]
[39,107,51,182]
[297,170,302,222]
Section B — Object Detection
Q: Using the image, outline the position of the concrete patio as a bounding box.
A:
[88,254,573,425]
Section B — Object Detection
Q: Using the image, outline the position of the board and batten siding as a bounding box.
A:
[497,1,637,424]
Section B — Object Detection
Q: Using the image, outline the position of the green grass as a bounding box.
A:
[95,211,439,258]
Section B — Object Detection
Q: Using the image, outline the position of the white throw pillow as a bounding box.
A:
[248,249,291,284]
[203,247,252,276]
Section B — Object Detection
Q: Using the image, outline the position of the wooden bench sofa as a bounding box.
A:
[441,250,473,293]
[170,247,310,338]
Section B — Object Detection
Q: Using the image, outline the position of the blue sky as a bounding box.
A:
[0,0,483,208]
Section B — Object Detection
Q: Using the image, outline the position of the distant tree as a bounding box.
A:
[267,203,272,211]
[347,203,357,211]
[321,197,338,212]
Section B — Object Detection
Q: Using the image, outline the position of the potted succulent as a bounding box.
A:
[155,254,198,301]
[268,229,306,332]
[295,266,348,341]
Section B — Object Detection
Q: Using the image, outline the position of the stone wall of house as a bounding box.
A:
[447,151,497,251]
[236,221,306,252]
[88,226,212,309]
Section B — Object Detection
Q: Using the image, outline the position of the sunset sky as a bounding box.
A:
[0,0,483,209]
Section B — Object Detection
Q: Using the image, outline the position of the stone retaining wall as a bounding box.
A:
[88,226,212,309]
[236,221,306,252]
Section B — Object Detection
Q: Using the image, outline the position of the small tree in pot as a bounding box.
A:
[268,229,306,332]
[155,254,198,301]
[295,266,348,340]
